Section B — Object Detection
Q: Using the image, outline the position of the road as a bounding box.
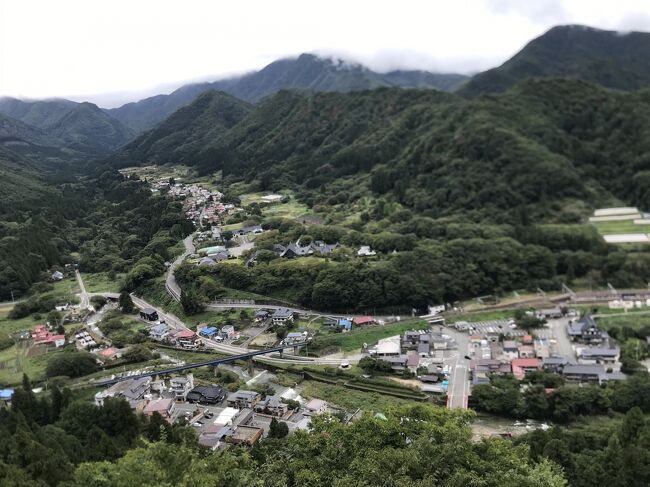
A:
[543,317,575,359]
[445,329,470,409]
[126,293,354,366]
[166,234,195,301]
[75,270,90,310]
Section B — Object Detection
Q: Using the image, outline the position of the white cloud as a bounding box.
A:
[1,0,650,107]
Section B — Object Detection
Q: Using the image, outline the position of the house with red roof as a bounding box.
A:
[174,329,200,349]
[511,358,541,380]
[31,325,66,348]
[96,347,121,362]
[143,398,175,418]
[353,316,376,326]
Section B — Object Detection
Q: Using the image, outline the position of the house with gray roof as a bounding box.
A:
[227,390,261,409]
[577,346,620,364]
[94,377,151,408]
[271,308,294,325]
[562,364,625,385]
[567,315,608,344]
[542,356,574,373]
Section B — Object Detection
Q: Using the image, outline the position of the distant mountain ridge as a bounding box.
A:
[0,97,134,154]
[459,25,650,96]
[105,53,469,131]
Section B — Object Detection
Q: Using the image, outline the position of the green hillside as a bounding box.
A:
[114,91,251,165]
[46,102,134,152]
[117,78,650,222]
[460,25,650,97]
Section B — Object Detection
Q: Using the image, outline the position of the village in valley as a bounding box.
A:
[3,164,650,447]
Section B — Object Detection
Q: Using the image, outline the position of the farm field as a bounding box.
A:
[310,320,428,353]
[0,307,46,335]
[81,272,124,293]
[0,343,53,386]
[300,380,414,412]
[597,313,650,331]
[592,219,646,235]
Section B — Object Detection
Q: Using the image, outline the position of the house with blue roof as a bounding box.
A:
[339,319,352,331]
[200,326,219,338]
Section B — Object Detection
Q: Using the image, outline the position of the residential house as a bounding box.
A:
[353,316,375,326]
[254,310,270,322]
[139,308,159,321]
[406,353,420,370]
[502,340,519,360]
[199,257,217,266]
[198,423,233,450]
[199,326,219,338]
[357,246,376,257]
[338,318,352,331]
[536,308,563,319]
[542,356,573,373]
[226,390,260,409]
[518,345,536,359]
[567,315,608,344]
[402,331,423,348]
[310,240,339,256]
[94,377,151,408]
[304,398,328,416]
[220,325,236,339]
[254,395,288,416]
[511,358,541,380]
[271,308,294,326]
[31,325,65,348]
[381,355,409,372]
[208,251,229,263]
[169,374,194,401]
[143,398,175,418]
[282,331,308,345]
[469,359,512,376]
[370,336,401,357]
[149,323,170,341]
[577,346,620,365]
[174,329,200,349]
[187,385,226,404]
[228,425,263,446]
[96,347,120,363]
[533,338,550,359]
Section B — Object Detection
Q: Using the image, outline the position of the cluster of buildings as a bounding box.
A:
[144,321,202,350]
[95,373,330,449]
[368,329,457,378]
[197,323,237,342]
[74,330,97,350]
[468,314,625,387]
[325,315,377,332]
[31,324,66,348]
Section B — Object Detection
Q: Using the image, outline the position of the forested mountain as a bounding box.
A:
[106,53,468,131]
[460,25,650,97]
[0,97,77,128]
[115,78,650,222]
[113,91,251,165]
[46,102,134,152]
[0,98,134,153]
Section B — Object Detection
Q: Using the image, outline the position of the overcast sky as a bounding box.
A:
[2,0,650,107]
